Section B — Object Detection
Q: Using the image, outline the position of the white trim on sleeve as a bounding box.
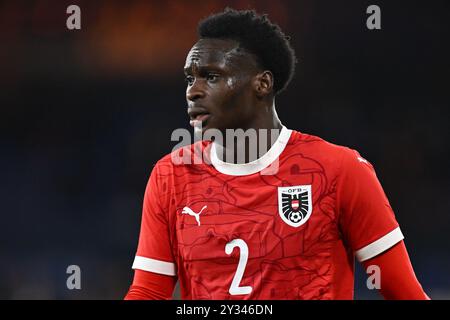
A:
[132,256,177,276]
[355,227,404,262]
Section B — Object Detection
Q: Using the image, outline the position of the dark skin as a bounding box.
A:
[184,38,282,163]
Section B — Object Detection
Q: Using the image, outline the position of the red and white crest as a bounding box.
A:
[277,185,312,227]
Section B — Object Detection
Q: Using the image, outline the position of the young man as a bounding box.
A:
[125,9,428,300]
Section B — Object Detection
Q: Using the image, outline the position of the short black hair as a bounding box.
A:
[198,8,297,95]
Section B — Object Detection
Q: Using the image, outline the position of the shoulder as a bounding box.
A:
[144,140,211,203]
[288,129,344,153]
[287,129,359,159]
[152,139,211,173]
[287,129,373,172]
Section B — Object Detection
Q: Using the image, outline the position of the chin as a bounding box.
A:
[201,123,225,137]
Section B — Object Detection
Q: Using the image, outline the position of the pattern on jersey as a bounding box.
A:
[160,135,339,299]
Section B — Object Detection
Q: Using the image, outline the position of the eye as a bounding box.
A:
[206,73,219,82]
[185,75,194,86]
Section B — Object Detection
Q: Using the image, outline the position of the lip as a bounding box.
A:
[188,107,210,128]
[189,114,210,128]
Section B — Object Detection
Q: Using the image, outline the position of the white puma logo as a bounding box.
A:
[181,205,207,226]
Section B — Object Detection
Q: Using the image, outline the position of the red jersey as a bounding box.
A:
[132,127,404,299]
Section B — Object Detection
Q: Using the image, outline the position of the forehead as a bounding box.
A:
[184,38,250,71]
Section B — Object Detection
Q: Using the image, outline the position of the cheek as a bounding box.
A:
[210,78,253,120]
[224,77,252,103]
[226,78,236,89]
[227,82,254,113]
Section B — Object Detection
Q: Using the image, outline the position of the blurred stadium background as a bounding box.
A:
[0,0,449,299]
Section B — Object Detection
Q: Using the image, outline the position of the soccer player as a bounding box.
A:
[125,9,429,300]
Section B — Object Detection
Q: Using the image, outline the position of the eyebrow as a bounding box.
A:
[183,64,225,75]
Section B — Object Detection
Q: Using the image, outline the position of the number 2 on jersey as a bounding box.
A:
[225,239,253,295]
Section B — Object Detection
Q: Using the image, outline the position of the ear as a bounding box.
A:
[254,71,274,98]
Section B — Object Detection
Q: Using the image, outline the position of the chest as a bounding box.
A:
[171,161,339,263]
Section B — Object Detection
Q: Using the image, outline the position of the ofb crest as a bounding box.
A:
[278,185,312,227]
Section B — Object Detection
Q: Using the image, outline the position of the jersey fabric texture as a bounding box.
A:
[132,127,403,300]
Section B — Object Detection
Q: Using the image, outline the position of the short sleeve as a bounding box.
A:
[337,148,404,262]
[131,163,177,276]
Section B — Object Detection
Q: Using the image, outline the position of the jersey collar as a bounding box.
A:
[210,126,292,176]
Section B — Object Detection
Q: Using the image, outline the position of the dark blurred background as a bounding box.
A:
[0,0,449,299]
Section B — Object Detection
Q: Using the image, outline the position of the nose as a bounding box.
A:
[186,80,206,102]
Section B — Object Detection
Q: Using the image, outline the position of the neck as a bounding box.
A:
[215,102,283,164]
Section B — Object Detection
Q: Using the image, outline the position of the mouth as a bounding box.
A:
[188,108,211,128]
